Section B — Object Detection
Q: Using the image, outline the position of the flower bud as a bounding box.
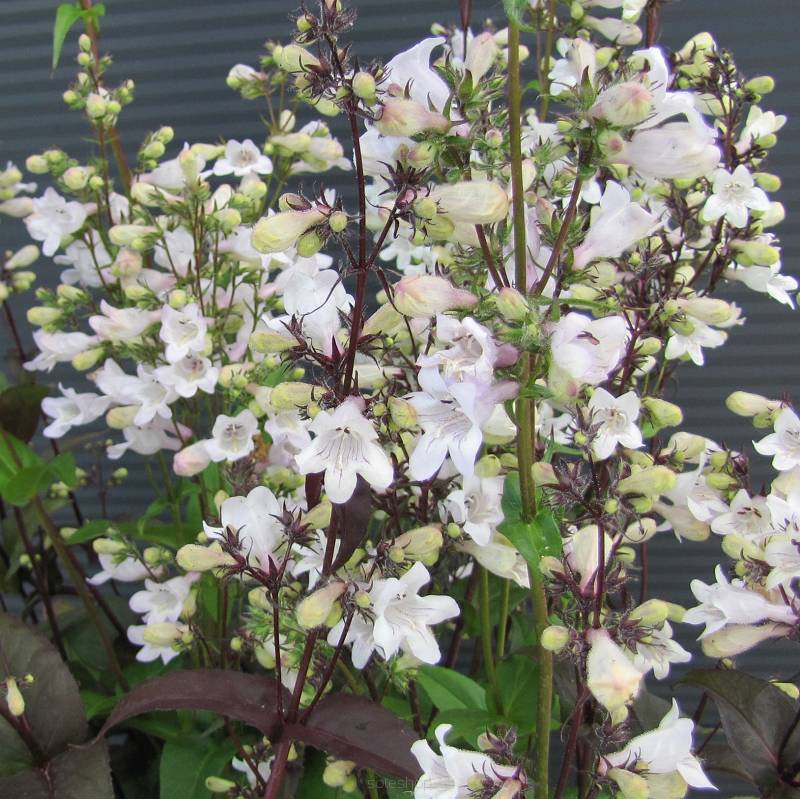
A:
[93,537,126,555]
[745,75,775,95]
[623,517,657,543]
[618,466,676,497]
[773,681,800,700]
[4,677,25,717]
[591,82,654,127]
[429,181,509,225]
[296,228,324,258]
[85,93,108,119]
[726,391,780,417]
[677,296,732,325]
[296,582,346,629]
[465,31,498,83]
[608,769,649,799]
[27,306,61,326]
[270,381,315,410]
[701,622,785,658]
[109,224,157,246]
[176,543,236,572]
[302,501,332,532]
[352,71,377,102]
[532,462,558,486]
[7,245,39,269]
[376,98,450,137]
[393,275,477,317]
[475,455,502,478]
[641,397,683,431]
[251,208,326,253]
[394,525,443,566]
[206,777,237,793]
[540,624,570,652]
[0,198,34,217]
[585,628,642,724]
[273,44,320,73]
[142,622,186,648]
[25,154,49,174]
[323,759,356,788]
[495,287,529,321]
[629,598,669,626]
[354,590,371,608]
[173,441,212,477]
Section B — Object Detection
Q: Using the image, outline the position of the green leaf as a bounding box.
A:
[416,666,487,712]
[0,431,41,493]
[2,464,51,506]
[80,690,120,721]
[498,511,562,569]
[501,472,523,522]
[65,519,116,546]
[159,737,237,799]
[52,3,84,71]
[49,452,78,487]
[497,656,539,734]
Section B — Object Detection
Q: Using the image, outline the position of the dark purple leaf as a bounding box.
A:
[97,669,289,741]
[683,669,799,793]
[330,476,373,572]
[288,693,422,781]
[0,741,112,799]
[0,613,87,763]
[0,385,48,442]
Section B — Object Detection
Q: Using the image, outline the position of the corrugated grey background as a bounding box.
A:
[0,1,797,791]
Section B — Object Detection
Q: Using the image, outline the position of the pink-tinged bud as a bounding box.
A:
[429,181,509,224]
[465,32,498,83]
[494,343,520,368]
[375,98,450,137]
[251,208,326,253]
[591,81,654,127]
[393,275,478,317]
[173,441,211,477]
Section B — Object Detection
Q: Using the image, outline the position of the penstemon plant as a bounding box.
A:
[0,0,798,797]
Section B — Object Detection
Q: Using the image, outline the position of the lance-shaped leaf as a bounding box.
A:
[683,669,800,793]
[96,669,289,740]
[329,475,374,572]
[288,693,422,781]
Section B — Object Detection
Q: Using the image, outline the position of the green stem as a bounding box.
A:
[509,17,552,799]
[496,578,510,659]
[479,567,503,714]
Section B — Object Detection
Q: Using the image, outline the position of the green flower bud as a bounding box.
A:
[352,71,377,102]
[296,583,346,629]
[745,75,775,95]
[642,397,683,431]
[618,466,676,497]
[176,543,236,572]
[206,777,237,793]
[540,625,570,652]
[27,306,61,326]
[5,677,25,717]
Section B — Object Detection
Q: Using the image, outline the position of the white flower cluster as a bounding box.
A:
[5,1,797,796]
